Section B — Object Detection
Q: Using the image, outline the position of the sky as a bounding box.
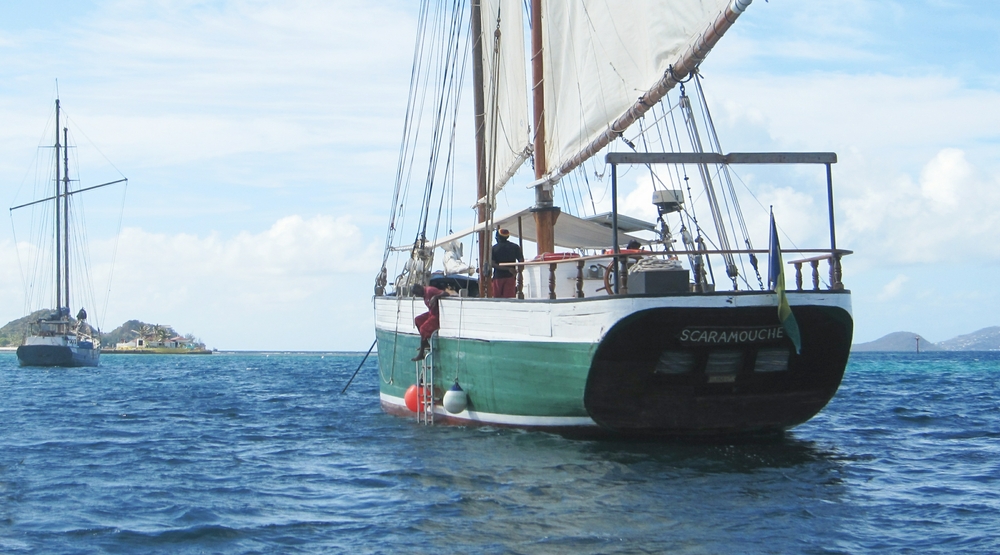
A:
[1,0,998,350]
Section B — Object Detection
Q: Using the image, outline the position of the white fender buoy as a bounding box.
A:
[443,381,467,414]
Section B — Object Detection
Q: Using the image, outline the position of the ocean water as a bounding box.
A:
[0,350,997,554]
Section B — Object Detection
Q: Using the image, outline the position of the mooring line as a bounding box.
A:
[341,338,378,394]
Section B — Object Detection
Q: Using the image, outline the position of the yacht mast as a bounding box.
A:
[63,126,71,311]
[54,99,63,312]
[530,0,558,255]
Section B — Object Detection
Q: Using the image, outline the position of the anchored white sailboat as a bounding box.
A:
[374,0,852,436]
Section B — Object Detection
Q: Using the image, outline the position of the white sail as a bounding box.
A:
[481,0,531,197]
[540,0,734,175]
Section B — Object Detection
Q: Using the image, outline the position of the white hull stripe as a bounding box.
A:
[380,393,598,428]
[375,292,852,344]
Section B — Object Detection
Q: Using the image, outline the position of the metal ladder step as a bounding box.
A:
[414,342,434,425]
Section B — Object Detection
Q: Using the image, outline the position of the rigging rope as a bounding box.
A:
[692,73,761,290]
[381,0,470,294]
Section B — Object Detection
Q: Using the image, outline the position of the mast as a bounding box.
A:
[530,0,558,255]
[63,127,71,311]
[54,99,63,312]
[471,0,491,297]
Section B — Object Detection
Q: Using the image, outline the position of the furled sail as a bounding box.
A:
[480,0,531,197]
[540,0,744,178]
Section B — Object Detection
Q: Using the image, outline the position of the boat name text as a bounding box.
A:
[678,326,784,344]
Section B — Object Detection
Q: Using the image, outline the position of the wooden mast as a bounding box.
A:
[530,0,558,255]
[471,0,491,297]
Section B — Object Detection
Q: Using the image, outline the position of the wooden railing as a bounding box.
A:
[498,249,852,299]
[785,253,846,291]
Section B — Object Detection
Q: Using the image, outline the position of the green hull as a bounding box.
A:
[376,328,593,418]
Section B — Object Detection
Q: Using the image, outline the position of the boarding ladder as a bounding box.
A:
[414,341,434,425]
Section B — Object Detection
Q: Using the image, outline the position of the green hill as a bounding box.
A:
[936,327,1000,351]
[0,313,205,350]
[852,331,941,352]
[0,310,53,347]
[102,320,172,347]
[102,320,205,350]
[853,327,1000,352]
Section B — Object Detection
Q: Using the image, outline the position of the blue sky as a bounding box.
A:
[1,0,998,350]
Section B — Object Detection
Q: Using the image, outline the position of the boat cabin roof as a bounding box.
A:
[424,207,648,251]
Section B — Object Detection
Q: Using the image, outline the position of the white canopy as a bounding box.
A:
[427,208,646,251]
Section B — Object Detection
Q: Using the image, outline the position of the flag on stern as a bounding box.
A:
[768,210,802,354]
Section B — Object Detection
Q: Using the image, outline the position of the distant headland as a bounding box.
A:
[853,327,1000,352]
[0,311,211,354]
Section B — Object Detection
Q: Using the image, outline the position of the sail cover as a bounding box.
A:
[541,0,733,174]
[481,0,531,196]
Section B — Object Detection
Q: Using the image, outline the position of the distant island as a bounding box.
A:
[0,311,210,354]
[853,327,1000,352]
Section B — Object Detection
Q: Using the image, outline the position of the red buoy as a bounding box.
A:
[404,384,419,412]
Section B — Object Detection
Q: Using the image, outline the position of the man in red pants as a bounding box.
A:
[491,228,523,298]
[411,283,447,361]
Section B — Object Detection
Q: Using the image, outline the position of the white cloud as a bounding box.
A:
[919,148,968,209]
[878,274,909,301]
[841,148,1000,263]
[99,214,380,347]
[3,214,381,350]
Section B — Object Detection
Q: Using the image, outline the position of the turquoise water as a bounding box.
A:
[0,351,997,553]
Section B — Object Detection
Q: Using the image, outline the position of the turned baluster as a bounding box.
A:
[516,264,524,299]
[620,256,629,295]
[548,263,557,300]
[831,254,844,290]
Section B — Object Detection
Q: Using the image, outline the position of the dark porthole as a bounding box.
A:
[705,351,742,373]
[654,350,695,374]
[705,351,741,383]
[754,348,790,372]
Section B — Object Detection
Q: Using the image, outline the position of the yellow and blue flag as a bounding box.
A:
[768,211,802,354]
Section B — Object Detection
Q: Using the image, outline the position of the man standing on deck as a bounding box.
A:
[411,283,447,361]
[491,228,523,298]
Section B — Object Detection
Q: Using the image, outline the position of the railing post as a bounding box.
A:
[620,256,629,295]
[793,262,803,291]
[831,253,844,290]
[548,263,557,299]
[810,260,820,291]
[516,264,524,299]
[576,260,585,298]
[611,163,620,294]
[826,163,837,253]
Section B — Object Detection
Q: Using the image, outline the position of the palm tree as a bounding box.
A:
[153,325,172,342]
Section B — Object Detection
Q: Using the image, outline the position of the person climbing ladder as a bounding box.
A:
[410,283,447,361]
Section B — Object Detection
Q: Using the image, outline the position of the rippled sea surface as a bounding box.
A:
[1,350,998,554]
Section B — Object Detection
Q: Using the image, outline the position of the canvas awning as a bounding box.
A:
[424,208,648,250]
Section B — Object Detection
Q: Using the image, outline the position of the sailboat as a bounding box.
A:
[12,99,127,368]
[374,0,853,436]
